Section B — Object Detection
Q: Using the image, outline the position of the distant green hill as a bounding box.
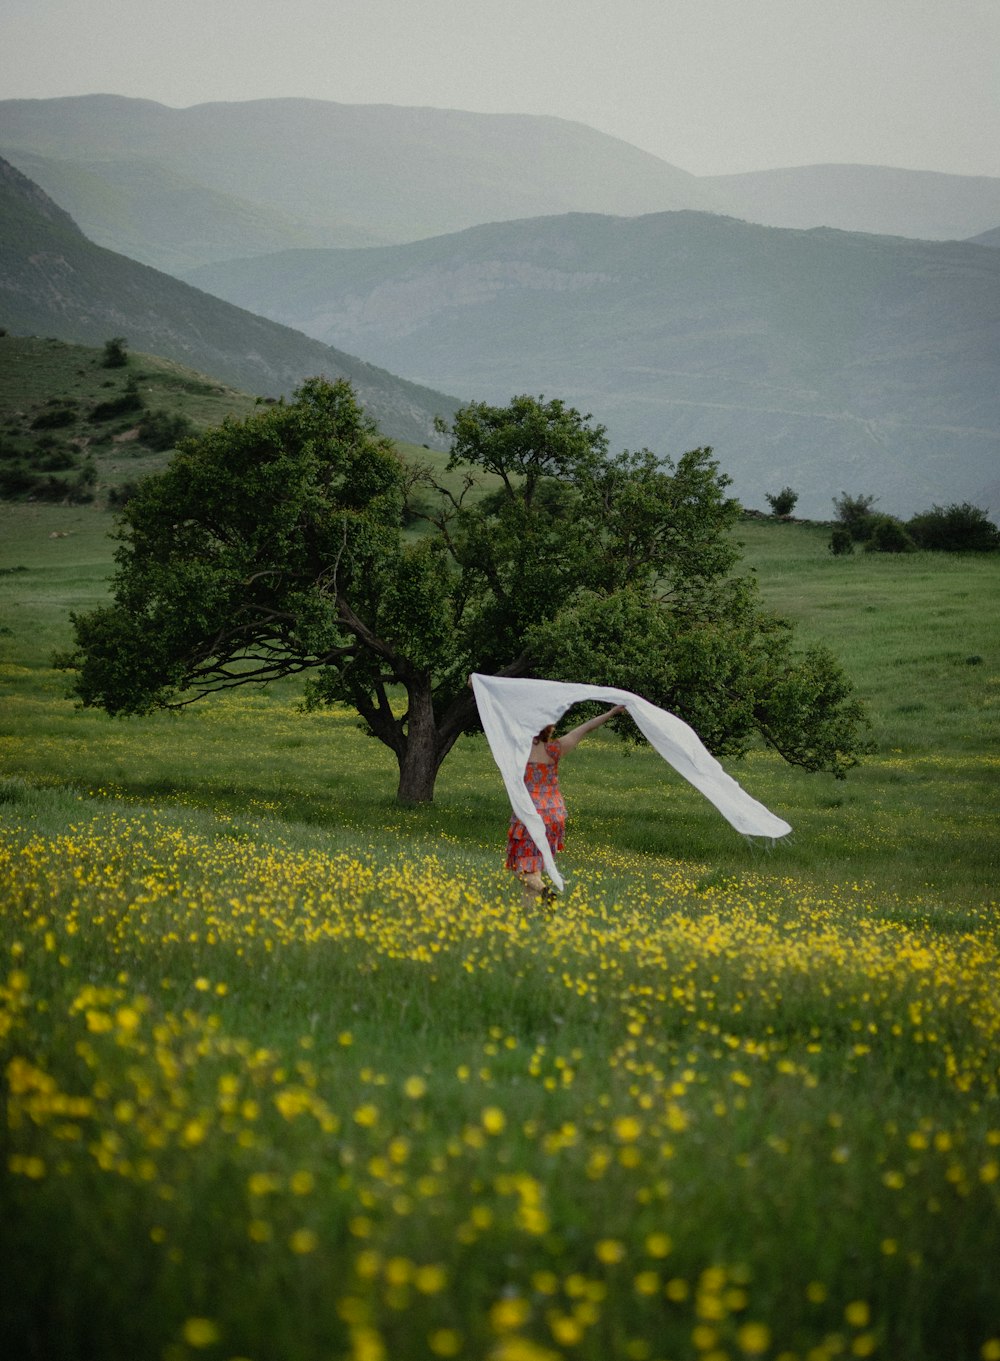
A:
[0,333,254,423]
[0,334,258,503]
[0,156,459,445]
[185,210,1000,519]
[0,334,479,513]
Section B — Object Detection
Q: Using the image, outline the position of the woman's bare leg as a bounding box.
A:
[519,870,544,907]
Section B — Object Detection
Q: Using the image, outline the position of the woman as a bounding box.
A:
[506,706,625,905]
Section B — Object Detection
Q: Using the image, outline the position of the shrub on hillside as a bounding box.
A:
[0,462,39,497]
[829,526,854,556]
[101,337,129,369]
[833,491,878,542]
[62,461,97,505]
[906,502,1000,553]
[90,377,144,423]
[33,445,78,472]
[0,457,96,504]
[31,402,78,431]
[30,474,80,503]
[136,409,195,452]
[765,486,798,517]
[863,515,916,554]
[1,438,27,463]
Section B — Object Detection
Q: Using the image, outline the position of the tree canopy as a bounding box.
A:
[67,378,871,802]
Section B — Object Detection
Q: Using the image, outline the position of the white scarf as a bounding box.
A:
[471,673,791,890]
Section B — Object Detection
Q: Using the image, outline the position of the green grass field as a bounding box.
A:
[1,487,998,1361]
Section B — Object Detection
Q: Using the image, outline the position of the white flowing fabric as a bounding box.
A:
[471,673,791,891]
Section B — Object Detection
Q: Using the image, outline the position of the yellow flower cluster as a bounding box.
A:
[2,807,999,1361]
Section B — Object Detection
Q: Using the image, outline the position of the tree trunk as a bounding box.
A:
[395,680,443,804]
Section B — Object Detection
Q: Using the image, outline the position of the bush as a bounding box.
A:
[136,409,195,452]
[61,462,97,505]
[863,515,916,554]
[90,377,144,423]
[907,502,1000,553]
[31,403,78,430]
[765,486,798,517]
[30,474,78,503]
[102,337,129,369]
[0,462,40,497]
[34,446,78,472]
[828,526,854,556]
[1,459,99,504]
[107,480,143,509]
[832,492,878,542]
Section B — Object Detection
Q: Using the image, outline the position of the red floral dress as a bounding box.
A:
[505,742,566,874]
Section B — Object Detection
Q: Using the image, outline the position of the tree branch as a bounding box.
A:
[334,593,409,677]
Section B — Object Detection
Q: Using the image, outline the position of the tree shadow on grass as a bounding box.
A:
[86,772,508,852]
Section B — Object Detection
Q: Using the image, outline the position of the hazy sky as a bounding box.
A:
[3,0,999,177]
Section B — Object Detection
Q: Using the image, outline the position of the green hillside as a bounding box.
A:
[0,335,249,422]
[0,156,460,446]
[0,335,258,502]
[0,335,488,517]
[186,210,1000,519]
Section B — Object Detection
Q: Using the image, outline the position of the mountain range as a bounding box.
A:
[2,97,1000,275]
[1,95,998,520]
[699,164,1000,244]
[183,210,1000,518]
[0,95,722,272]
[0,156,456,446]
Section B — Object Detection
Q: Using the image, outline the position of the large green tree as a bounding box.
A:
[67,379,870,802]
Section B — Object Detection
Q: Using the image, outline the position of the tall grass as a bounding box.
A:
[1,500,998,1360]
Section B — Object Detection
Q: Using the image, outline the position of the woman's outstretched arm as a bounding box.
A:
[557,705,625,755]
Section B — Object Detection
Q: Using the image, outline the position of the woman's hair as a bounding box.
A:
[533,723,556,744]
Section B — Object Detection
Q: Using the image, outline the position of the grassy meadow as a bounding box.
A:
[1,488,999,1361]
